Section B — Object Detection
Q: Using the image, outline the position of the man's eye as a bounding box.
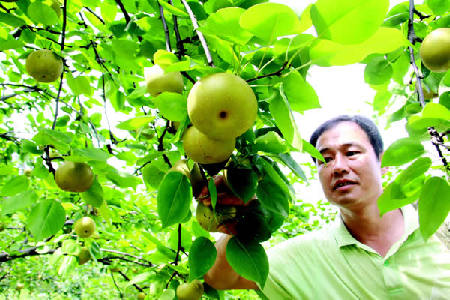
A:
[347,151,359,156]
[323,157,332,163]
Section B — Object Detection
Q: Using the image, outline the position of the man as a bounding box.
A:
[202,115,450,299]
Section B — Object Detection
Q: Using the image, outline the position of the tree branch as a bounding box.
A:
[408,0,449,173]
[114,0,131,24]
[180,0,214,66]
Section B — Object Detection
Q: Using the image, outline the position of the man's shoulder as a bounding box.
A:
[268,222,338,256]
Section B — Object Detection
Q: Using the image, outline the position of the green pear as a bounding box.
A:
[420,28,450,73]
[183,126,235,164]
[145,64,184,96]
[187,73,257,140]
[176,280,204,300]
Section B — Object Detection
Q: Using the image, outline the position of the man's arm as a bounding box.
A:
[204,234,259,290]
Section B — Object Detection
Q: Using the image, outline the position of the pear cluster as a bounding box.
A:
[183,73,258,164]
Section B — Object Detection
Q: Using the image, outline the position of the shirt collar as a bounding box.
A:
[333,205,419,248]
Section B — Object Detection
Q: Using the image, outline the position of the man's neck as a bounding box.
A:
[340,204,405,257]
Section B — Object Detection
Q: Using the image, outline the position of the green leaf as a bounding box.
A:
[0,164,17,176]
[200,7,253,45]
[378,181,419,216]
[396,157,432,186]
[282,71,320,112]
[311,0,389,44]
[81,178,103,208]
[157,172,192,228]
[0,175,29,197]
[142,162,168,190]
[27,199,66,241]
[364,57,393,85]
[255,158,290,217]
[2,190,37,215]
[32,129,74,152]
[425,0,449,15]
[254,131,288,154]
[28,1,59,26]
[0,12,26,27]
[226,166,258,203]
[278,153,307,182]
[269,90,302,151]
[111,39,138,69]
[302,139,324,163]
[226,238,268,288]
[100,0,118,23]
[310,28,406,67]
[153,92,188,122]
[408,103,450,131]
[381,138,425,167]
[68,148,109,162]
[239,3,302,44]
[208,178,217,209]
[0,39,25,51]
[189,237,217,280]
[419,177,450,240]
[66,74,93,97]
[373,90,392,114]
[116,116,154,130]
[105,166,140,188]
[158,0,189,17]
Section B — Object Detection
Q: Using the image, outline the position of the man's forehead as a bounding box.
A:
[316,122,370,151]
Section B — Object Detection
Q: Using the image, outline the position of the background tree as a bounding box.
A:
[0,0,448,299]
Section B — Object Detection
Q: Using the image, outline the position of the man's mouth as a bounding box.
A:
[333,180,357,190]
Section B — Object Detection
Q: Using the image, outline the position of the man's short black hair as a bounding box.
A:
[309,115,384,161]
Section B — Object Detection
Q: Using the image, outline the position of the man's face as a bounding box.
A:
[316,122,383,209]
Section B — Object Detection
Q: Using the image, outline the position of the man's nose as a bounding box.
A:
[332,154,349,175]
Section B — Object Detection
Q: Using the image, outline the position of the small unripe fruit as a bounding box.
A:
[55,161,94,193]
[420,28,450,73]
[25,49,63,82]
[137,292,146,300]
[74,217,95,238]
[145,64,184,96]
[176,280,204,300]
[78,247,91,265]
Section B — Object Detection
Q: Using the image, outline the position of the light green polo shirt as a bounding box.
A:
[260,205,450,299]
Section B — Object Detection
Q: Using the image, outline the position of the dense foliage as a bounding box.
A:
[0,0,448,299]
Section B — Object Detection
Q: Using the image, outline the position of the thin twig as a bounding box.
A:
[174,223,182,265]
[247,62,289,83]
[110,272,124,299]
[100,248,150,263]
[158,1,172,52]
[169,0,185,58]
[180,0,214,66]
[84,7,105,24]
[101,75,119,145]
